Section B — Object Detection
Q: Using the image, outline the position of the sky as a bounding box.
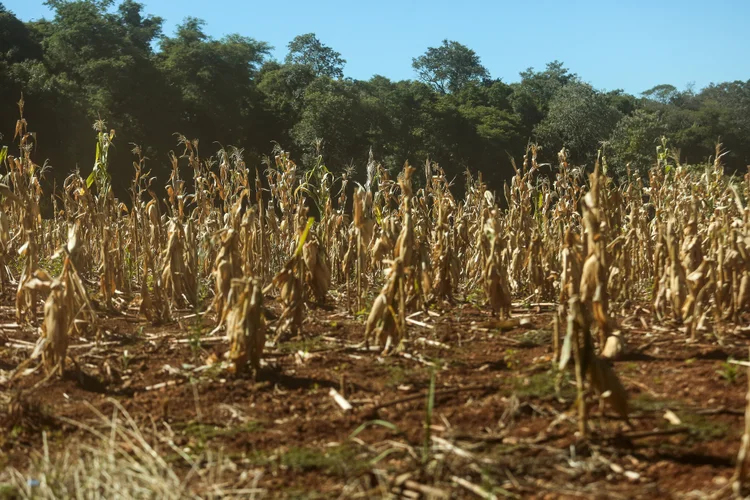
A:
[6,0,750,95]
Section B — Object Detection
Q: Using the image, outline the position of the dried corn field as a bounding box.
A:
[3,108,750,498]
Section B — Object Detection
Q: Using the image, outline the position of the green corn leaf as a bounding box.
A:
[349,419,400,439]
[293,217,315,257]
[86,170,96,189]
[0,146,7,165]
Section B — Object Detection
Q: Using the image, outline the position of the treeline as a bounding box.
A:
[1,0,749,199]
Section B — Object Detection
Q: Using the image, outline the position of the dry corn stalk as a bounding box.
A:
[15,227,37,324]
[345,187,374,311]
[371,216,396,269]
[161,221,197,308]
[226,278,265,376]
[554,228,583,362]
[364,257,405,353]
[303,235,331,303]
[432,199,459,302]
[483,212,511,318]
[139,241,170,325]
[212,229,243,322]
[273,258,304,341]
[561,295,629,436]
[23,251,97,376]
[24,269,68,376]
[392,163,424,310]
[579,162,615,349]
[271,218,314,341]
[99,225,116,308]
[426,163,459,303]
[666,219,688,321]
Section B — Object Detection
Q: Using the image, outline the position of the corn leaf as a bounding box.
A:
[86,170,96,189]
[294,217,315,258]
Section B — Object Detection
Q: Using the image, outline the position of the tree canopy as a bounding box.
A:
[534,82,623,164]
[412,40,489,94]
[285,33,345,79]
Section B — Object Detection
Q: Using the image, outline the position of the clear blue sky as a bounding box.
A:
[6,0,750,94]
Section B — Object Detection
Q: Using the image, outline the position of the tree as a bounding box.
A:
[446,81,522,187]
[357,76,437,173]
[695,80,750,172]
[642,84,679,105]
[285,33,345,79]
[607,109,666,178]
[157,17,271,141]
[32,0,165,128]
[0,4,45,149]
[291,77,367,169]
[115,0,163,54]
[412,40,489,94]
[0,3,44,62]
[534,82,623,164]
[510,61,578,135]
[6,0,169,193]
[256,61,317,148]
[606,89,637,116]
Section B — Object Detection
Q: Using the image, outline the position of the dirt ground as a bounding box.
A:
[1,289,749,499]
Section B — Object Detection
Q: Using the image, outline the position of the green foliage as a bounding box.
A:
[503,349,519,369]
[642,84,679,104]
[258,61,316,133]
[534,82,623,165]
[188,314,204,360]
[412,39,489,94]
[156,17,270,142]
[87,120,114,191]
[38,253,64,276]
[716,358,740,385]
[0,482,18,499]
[510,61,578,134]
[116,0,163,53]
[285,33,345,79]
[513,369,561,398]
[180,420,264,441]
[280,445,368,478]
[607,109,667,178]
[291,77,368,168]
[0,4,43,63]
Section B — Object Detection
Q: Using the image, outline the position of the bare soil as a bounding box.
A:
[1,291,748,498]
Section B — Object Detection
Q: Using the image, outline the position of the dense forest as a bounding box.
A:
[1,0,749,200]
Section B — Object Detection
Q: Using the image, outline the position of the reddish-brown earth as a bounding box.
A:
[1,291,748,498]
